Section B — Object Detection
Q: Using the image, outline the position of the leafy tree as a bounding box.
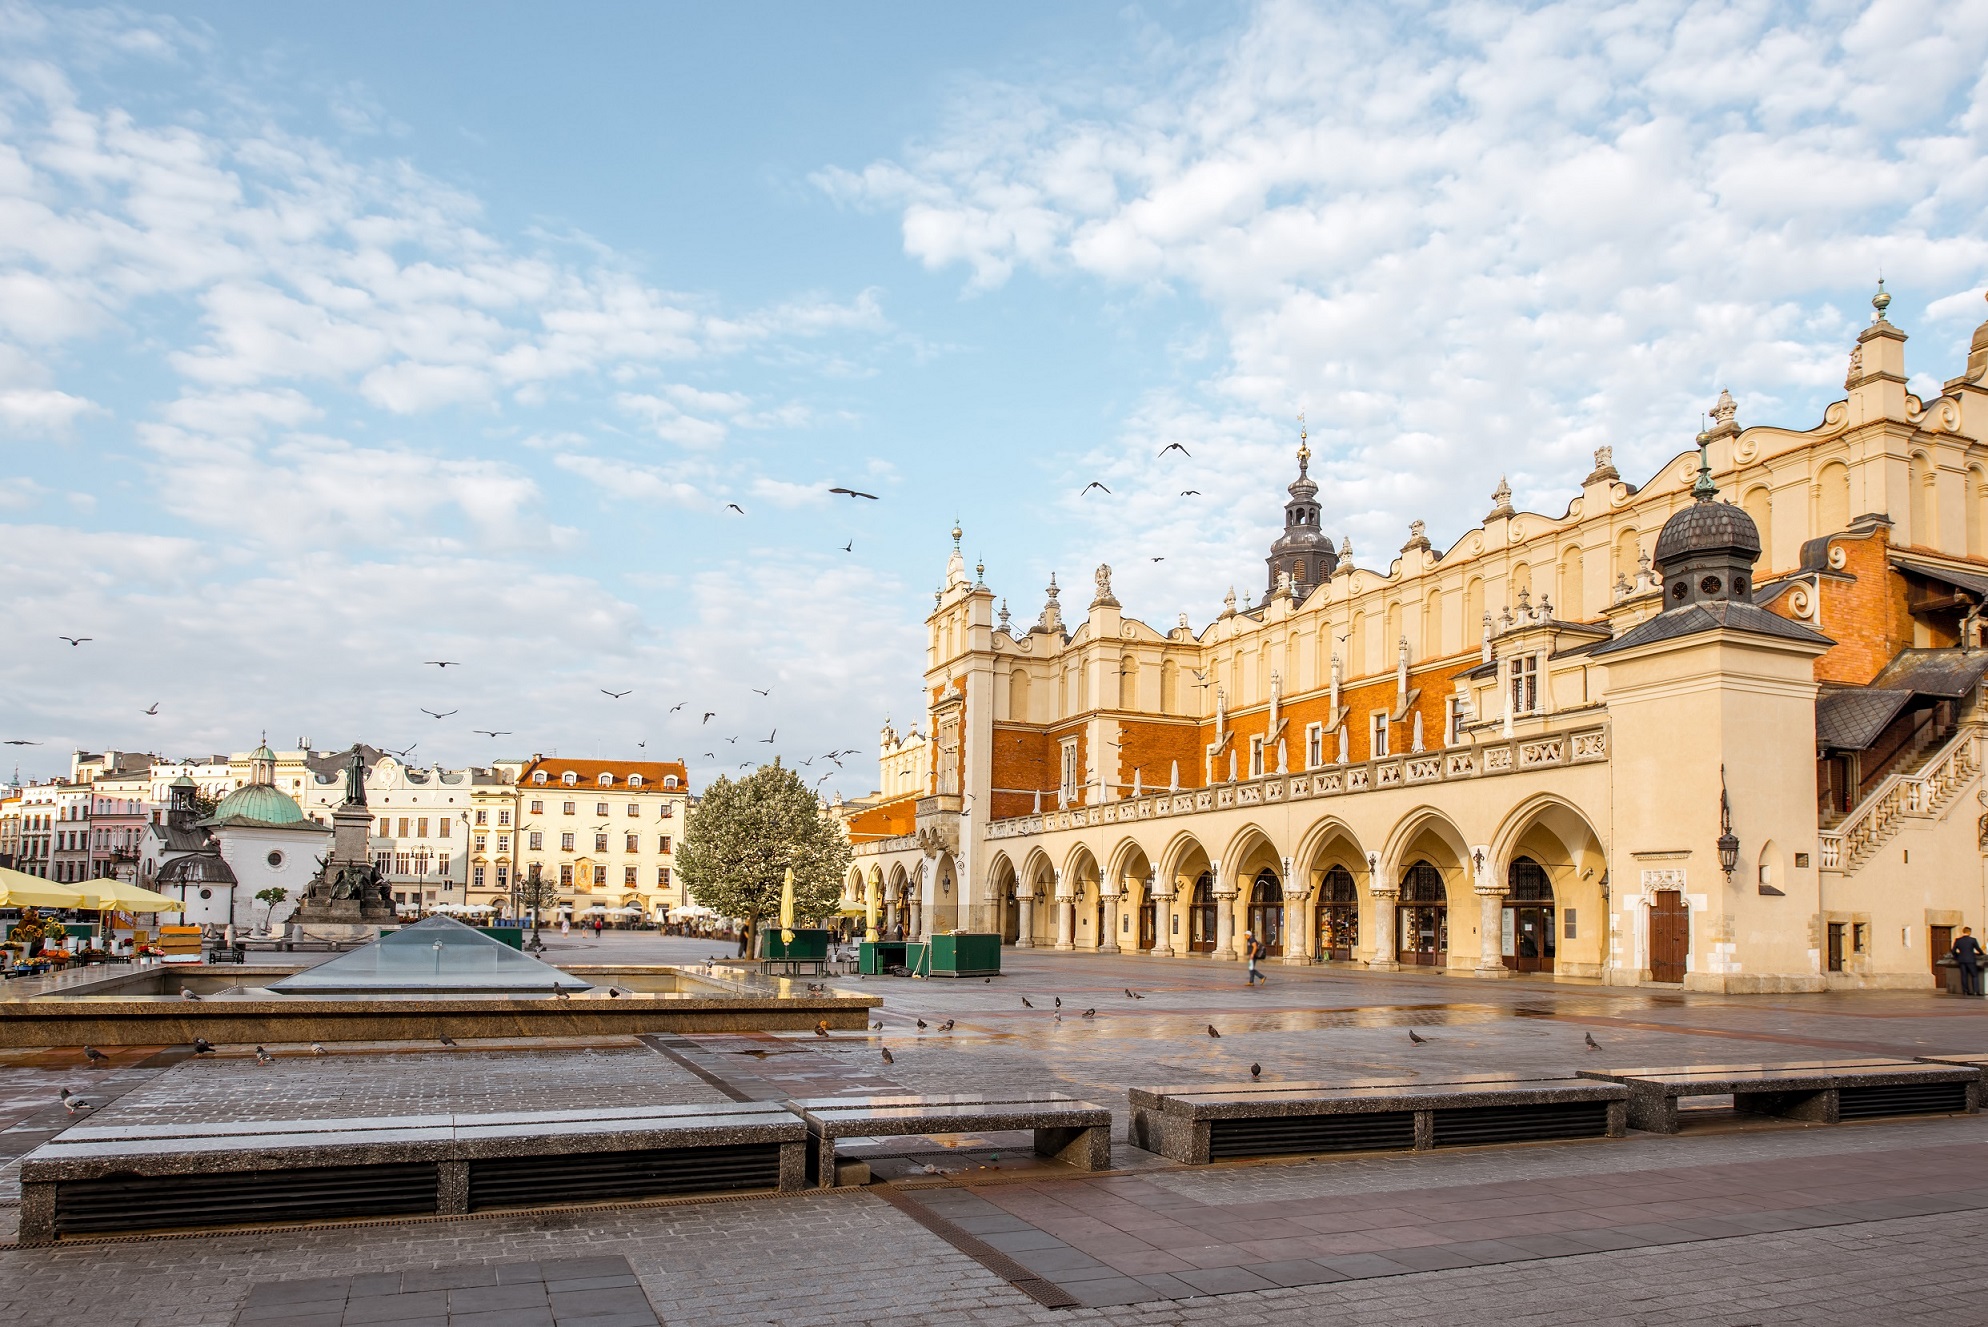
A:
[254,886,289,930]
[680,762,850,930]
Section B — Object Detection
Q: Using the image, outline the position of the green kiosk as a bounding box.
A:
[900,932,1001,978]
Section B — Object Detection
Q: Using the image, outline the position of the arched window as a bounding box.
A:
[1613,527,1641,585]
[1159,659,1178,715]
[1558,547,1583,619]
[1909,451,1936,548]
[562,772,577,786]
[1188,871,1218,953]
[1507,856,1552,900]
[598,773,613,787]
[1009,669,1030,722]
[532,772,547,785]
[1401,861,1444,902]
[1817,461,1851,534]
[664,775,679,790]
[1742,486,1773,572]
[1320,866,1357,902]
[628,774,643,788]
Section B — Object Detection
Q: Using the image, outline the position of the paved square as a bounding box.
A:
[236,1255,660,1327]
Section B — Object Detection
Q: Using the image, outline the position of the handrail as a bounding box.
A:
[1819,724,1982,872]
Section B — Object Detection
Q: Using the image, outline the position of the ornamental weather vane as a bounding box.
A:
[1296,411,1311,477]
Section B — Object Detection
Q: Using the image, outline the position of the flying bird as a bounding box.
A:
[828,487,879,500]
[703,752,715,759]
[83,1045,109,1064]
[760,730,777,744]
[1408,1029,1427,1045]
[1150,557,1164,562]
[58,636,91,646]
[142,703,160,715]
[1159,443,1191,457]
[725,736,739,745]
[474,730,511,738]
[726,503,745,514]
[1206,1025,1220,1039]
[1585,1031,1602,1051]
[421,708,458,720]
[702,712,716,724]
[1080,482,1111,495]
[425,661,461,668]
[601,689,631,700]
[670,703,686,713]
[752,687,771,696]
[842,540,853,553]
[3,740,41,746]
[1180,490,1201,496]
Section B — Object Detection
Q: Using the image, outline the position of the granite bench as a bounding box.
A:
[18,1100,805,1242]
[789,1092,1112,1186]
[1576,1058,1981,1134]
[1127,1074,1630,1165]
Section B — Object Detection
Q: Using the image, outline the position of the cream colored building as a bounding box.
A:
[508,756,692,922]
[841,286,1988,993]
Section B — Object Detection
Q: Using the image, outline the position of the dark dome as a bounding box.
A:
[1654,500,1760,573]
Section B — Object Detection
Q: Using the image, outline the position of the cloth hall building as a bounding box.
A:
[838,287,1988,993]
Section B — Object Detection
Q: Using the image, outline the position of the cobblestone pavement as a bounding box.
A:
[1,934,1985,1324]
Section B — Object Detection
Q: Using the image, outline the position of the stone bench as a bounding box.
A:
[1128,1074,1629,1165]
[19,1100,804,1243]
[1577,1058,1981,1134]
[789,1092,1111,1186]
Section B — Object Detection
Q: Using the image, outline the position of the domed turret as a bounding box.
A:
[1265,421,1338,602]
[209,782,306,826]
[1653,431,1762,608]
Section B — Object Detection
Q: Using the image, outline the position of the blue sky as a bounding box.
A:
[2,0,1986,794]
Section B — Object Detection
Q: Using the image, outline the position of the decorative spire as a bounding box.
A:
[1871,278,1891,324]
[1692,425,1718,501]
[997,599,1011,633]
[1488,476,1515,519]
[974,557,985,587]
[1222,586,1237,618]
[1038,573,1064,633]
[1296,411,1311,478]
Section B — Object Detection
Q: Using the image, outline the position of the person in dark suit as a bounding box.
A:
[1952,927,1985,997]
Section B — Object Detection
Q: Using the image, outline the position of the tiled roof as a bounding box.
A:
[1815,688,1912,751]
[515,757,691,791]
[1590,600,1833,656]
[1869,648,1988,699]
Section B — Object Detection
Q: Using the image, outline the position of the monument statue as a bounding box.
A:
[291,749,396,931]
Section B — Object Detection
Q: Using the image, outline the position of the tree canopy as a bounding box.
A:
[680,762,850,925]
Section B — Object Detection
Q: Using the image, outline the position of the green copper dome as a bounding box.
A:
[211,782,306,826]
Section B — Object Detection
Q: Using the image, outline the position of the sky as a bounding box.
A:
[2,0,1986,797]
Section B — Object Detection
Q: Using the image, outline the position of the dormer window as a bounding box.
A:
[532,772,547,785]
[598,773,613,787]
[664,776,679,789]
[628,774,643,788]
[561,772,577,786]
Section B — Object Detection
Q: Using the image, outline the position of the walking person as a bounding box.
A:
[1953,927,1986,997]
[1244,930,1267,985]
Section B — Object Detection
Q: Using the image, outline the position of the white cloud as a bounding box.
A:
[0,385,96,430]
[830,0,1988,598]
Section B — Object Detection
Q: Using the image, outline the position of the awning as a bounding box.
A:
[668,904,719,920]
[0,868,88,910]
[77,880,184,913]
[1816,689,1913,751]
[1890,550,1988,600]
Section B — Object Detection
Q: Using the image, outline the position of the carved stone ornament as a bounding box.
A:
[1091,563,1119,609]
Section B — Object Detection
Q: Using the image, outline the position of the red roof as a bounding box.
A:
[516,757,691,791]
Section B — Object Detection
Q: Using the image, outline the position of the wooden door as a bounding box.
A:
[1649,891,1688,983]
[1931,925,1954,981]
[1137,900,1155,951]
[1826,922,1845,973]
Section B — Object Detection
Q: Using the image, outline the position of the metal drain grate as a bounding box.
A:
[1837,1080,1969,1120]
[467,1144,782,1209]
[1432,1100,1610,1147]
[54,1162,438,1235]
[1208,1110,1417,1159]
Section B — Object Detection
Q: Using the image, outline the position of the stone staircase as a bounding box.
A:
[1819,725,1982,873]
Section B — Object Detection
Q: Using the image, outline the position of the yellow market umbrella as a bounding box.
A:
[0,867,86,910]
[79,879,184,913]
[779,867,796,944]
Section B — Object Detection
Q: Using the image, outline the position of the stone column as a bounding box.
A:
[1367,853,1400,970]
[1054,870,1075,951]
[1281,856,1310,965]
[1016,885,1036,949]
[1473,845,1512,977]
[1211,859,1238,961]
[1149,874,1175,958]
[1100,880,1122,954]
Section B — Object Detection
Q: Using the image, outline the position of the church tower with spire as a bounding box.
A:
[1265,419,1338,603]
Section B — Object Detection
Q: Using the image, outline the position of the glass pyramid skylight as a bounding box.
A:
[269,915,592,995]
